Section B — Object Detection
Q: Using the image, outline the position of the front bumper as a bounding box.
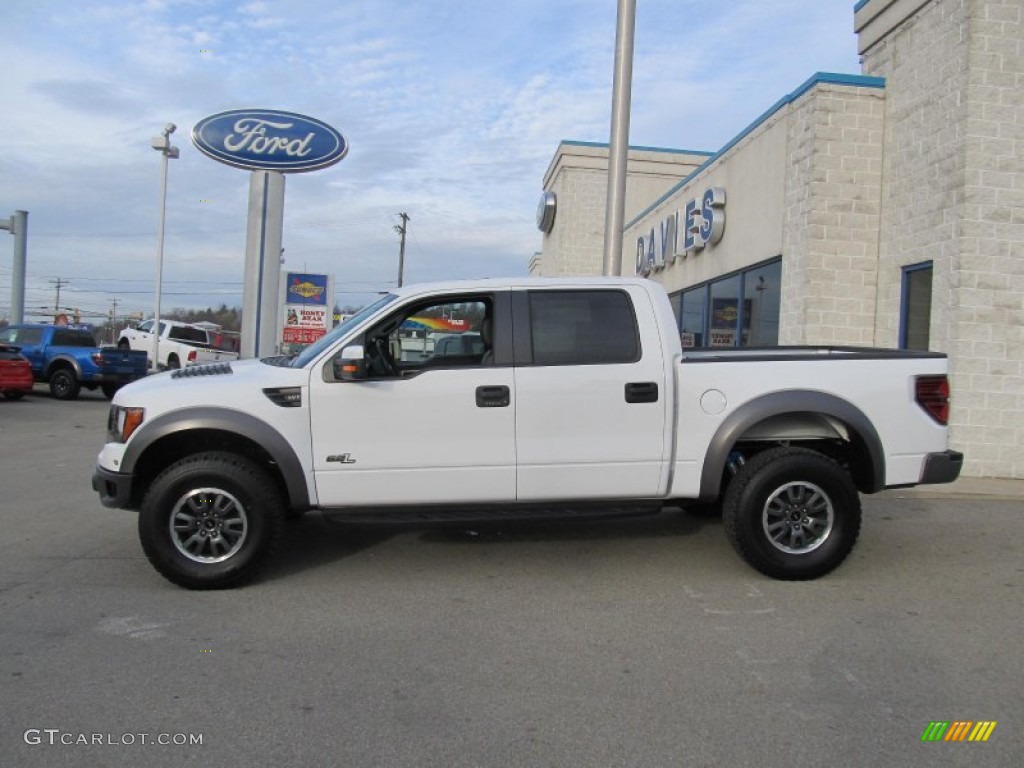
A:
[92,465,135,509]
[919,450,964,485]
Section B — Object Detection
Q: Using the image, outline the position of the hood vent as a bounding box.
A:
[171,362,233,379]
[263,387,302,408]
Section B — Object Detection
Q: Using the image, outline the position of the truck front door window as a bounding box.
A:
[360,297,492,377]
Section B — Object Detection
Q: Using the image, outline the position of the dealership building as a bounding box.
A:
[532,0,1023,480]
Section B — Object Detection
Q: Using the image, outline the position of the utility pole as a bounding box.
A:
[395,211,409,288]
[50,278,68,319]
[110,297,119,344]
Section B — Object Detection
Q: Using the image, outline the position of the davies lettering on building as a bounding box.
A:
[636,187,726,275]
[192,109,347,172]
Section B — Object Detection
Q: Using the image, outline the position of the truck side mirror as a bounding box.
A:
[334,345,367,381]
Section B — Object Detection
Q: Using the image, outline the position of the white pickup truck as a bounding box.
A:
[118,319,238,371]
[92,277,962,589]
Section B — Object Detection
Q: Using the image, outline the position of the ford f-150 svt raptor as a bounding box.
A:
[92,277,962,588]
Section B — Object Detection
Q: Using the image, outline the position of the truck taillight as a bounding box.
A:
[188,349,197,363]
[915,375,950,425]
[91,352,104,366]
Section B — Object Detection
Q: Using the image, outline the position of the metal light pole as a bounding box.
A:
[602,0,637,277]
[150,124,179,371]
[0,210,27,323]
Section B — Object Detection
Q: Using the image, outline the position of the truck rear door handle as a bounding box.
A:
[476,385,510,408]
[625,382,658,403]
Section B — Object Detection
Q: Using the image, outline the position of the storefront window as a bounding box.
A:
[679,287,706,349]
[743,260,781,346]
[709,275,742,348]
[901,261,933,350]
[670,258,781,349]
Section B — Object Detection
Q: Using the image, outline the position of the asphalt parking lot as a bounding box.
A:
[1,386,1021,767]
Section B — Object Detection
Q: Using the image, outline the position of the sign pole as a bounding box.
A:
[241,171,285,359]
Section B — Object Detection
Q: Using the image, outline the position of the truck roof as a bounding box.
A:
[390,275,656,299]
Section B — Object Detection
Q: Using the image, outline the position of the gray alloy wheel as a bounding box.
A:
[761,480,835,554]
[169,487,249,564]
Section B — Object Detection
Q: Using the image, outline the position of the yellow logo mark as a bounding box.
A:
[289,281,325,299]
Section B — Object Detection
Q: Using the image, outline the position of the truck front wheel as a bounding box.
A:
[49,368,81,400]
[138,452,284,589]
[722,447,861,580]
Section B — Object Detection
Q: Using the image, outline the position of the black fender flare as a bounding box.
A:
[699,391,886,500]
[121,407,310,509]
[44,354,83,380]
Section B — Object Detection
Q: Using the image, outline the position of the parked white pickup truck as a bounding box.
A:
[93,277,962,589]
[118,319,238,371]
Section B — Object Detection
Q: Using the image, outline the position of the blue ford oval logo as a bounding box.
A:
[191,109,347,172]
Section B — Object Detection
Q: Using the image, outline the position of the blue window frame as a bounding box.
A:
[900,261,933,350]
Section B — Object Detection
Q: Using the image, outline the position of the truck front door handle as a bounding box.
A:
[476,385,510,408]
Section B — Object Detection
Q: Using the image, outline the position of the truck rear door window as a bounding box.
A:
[528,290,639,365]
[52,329,95,347]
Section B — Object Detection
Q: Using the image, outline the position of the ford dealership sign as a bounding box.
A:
[192,109,347,172]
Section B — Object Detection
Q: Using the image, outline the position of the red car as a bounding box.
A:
[0,343,34,400]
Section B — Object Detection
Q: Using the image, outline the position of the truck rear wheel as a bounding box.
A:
[722,446,861,580]
[49,367,81,400]
[138,452,284,589]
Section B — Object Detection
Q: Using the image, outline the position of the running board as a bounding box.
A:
[320,501,663,525]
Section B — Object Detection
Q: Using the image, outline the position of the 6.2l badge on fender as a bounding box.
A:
[191,109,347,172]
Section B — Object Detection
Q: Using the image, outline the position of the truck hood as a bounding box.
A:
[111,358,309,412]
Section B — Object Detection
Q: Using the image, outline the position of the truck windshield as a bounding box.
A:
[287,294,398,368]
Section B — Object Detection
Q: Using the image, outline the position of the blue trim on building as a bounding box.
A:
[624,72,887,230]
[559,139,714,156]
[854,0,871,13]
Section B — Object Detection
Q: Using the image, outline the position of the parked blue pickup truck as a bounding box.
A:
[0,324,148,400]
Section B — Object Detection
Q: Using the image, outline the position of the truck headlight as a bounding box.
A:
[107,405,145,443]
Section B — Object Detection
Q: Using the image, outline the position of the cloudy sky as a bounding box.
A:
[0,0,862,322]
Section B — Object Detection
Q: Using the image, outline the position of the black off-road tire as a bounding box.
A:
[139,452,284,589]
[117,340,131,351]
[722,446,861,580]
[167,354,181,370]
[101,383,121,399]
[49,367,81,400]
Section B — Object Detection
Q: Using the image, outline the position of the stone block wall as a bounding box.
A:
[781,83,885,345]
